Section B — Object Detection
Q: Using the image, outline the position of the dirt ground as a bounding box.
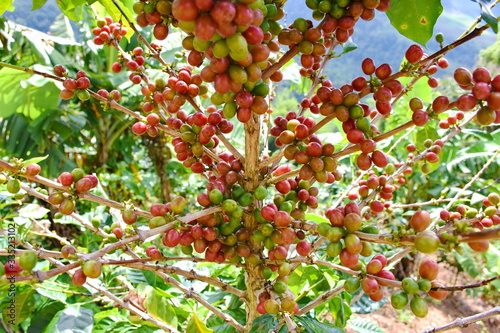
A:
[346,260,500,333]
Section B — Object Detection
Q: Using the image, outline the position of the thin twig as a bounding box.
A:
[20,182,111,238]
[269,168,300,184]
[215,128,245,164]
[458,227,500,243]
[297,284,345,315]
[416,26,489,67]
[392,198,455,208]
[0,159,153,219]
[432,275,500,292]
[105,261,245,297]
[283,312,299,333]
[262,45,299,81]
[0,247,64,259]
[443,149,500,212]
[144,266,245,332]
[110,0,167,66]
[79,206,221,261]
[37,284,94,297]
[420,306,500,333]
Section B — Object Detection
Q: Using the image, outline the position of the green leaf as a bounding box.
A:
[483,243,500,276]
[340,39,358,55]
[1,285,36,327]
[414,125,439,150]
[143,270,157,287]
[471,0,499,33]
[461,128,494,141]
[454,245,481,278]
[288,266,307,296]
[0,0,14,15]
[226,308,246,326]
[398,75,432,104]
[157,31,184,56]
[27,301,66,333]
[136,284,178,328]
[207,315,238,333]
[32,0,49,10]
[0,67,60,120]
[36,281,70,303]
[250,314,278,332]
[305,213,329,224]
[57,0,86,11]
[56,0,86,21]
[279,326,289,333]
[22,155,49,166]
[348,317,384,333]
[127,268,149,284]
[294,316,346,333]
[386,0,444,46]
[18,204,50,219]
[42,306,94,333]
[92,308,138,333]
[48,13,77,41]
[95,0,136,40]
[329,297,352,328]
[207,324,237,333]
[51,214,82,226]
[281,61,302,85]
[446,152,492,173]
[350,293,387,314]
[186,313,214,333]
[0,68,31,119]
[304,265,324,285]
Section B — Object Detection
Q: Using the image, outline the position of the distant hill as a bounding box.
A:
[282,0,499,85]
[2,0,59,32]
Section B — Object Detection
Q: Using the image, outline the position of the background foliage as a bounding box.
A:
[0,0,499,332]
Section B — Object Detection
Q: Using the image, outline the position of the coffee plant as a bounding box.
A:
[1,0,500,332]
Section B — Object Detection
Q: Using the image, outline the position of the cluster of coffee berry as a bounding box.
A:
[344,254,395,302]
[92,16,128,45]
[111,46,147,75]
[54,65,91,101]
[134,1,170,40]
[2,162,41,195]
[453,67,500,125]
[405,139,445,174]
[306,0,390,42]
[437,193,500,253]
[356,171,398,215]
[279,20,325,57]
[271,171,321,219]
[47,168,99,215]
[320,202,369,269]
[147,67,208,113]
[97,88,121,102]
[403,43,449,88]
[270,111,316,145]
[389,259,448,318]
[1,250,38,277]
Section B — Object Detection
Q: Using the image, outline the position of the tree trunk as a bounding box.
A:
[243,114,263,330]
[144,135,172,203]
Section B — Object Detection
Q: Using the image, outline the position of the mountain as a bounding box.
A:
[2,0,59,32]
[282,0,499,85]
